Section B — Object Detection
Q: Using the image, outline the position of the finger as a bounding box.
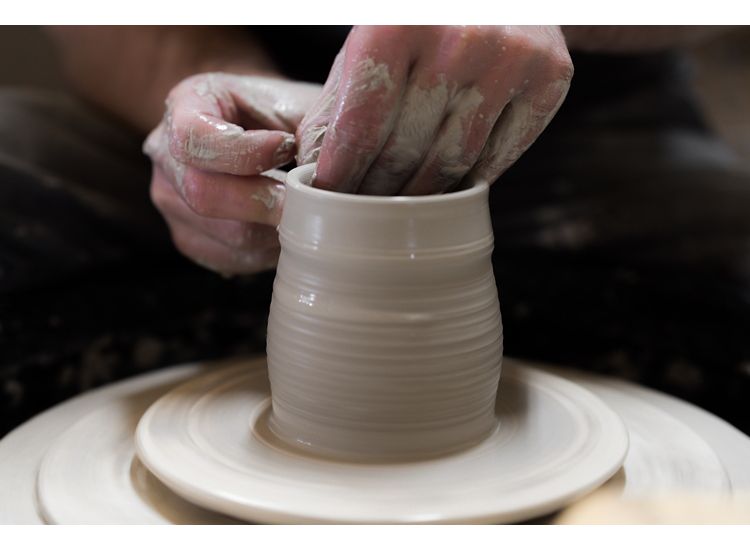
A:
[146,145,284,226]
[400,85,505,195]
[465,77,569,186]
[150,171,279,252]
[313,27,411,193]
[147,123,286,225]
[296,49,346,166]
[356,70,452,195]
[165,74,296,175]
[144,122,189,193]
[179,167,286,225]
[168,115,295,175]
[165,217,280,276]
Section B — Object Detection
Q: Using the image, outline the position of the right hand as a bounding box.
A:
[144,72,322,276]
[296,26,573,195]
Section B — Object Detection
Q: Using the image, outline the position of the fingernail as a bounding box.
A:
[272,135,296,166]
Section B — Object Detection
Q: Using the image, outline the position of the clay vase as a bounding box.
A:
[266,164,503,461]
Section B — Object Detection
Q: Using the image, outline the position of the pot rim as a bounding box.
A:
[286,163,488,205]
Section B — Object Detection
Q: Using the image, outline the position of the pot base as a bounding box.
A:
[265,403,499,464]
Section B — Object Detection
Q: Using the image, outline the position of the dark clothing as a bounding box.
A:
[1,31,749,436]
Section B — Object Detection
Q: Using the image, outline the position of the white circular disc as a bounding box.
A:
[4,356,748,525]
[35,386,239,525]
[542,365,731,495]
[0,363,208,524]
[135,361,629,524]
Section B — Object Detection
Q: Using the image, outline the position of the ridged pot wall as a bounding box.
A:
[266,164,503,461]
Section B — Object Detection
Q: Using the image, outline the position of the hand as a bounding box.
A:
[144,73,322,275]
[297,26,573,195]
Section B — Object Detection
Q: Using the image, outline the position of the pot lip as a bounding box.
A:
[286,163,488,205]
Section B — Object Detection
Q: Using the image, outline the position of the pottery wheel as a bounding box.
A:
[3,356,748,524]
[134,360,628,524]
[547,366,731,496]
[35,387,238,525]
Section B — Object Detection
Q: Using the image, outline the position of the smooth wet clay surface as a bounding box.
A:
[266,164,503,460]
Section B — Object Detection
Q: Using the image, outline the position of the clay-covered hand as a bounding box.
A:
[144,73,322,275]
[297,26,573,195]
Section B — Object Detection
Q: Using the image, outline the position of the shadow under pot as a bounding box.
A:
[266,163,503,462]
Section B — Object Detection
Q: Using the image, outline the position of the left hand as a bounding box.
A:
[143,73,323,276]
[297,25,574,195]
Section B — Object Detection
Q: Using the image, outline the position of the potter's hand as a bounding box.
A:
[297,26,573,195]
[144,73,322,275]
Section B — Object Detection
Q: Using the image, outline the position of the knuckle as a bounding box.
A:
[435,152,474,183]
[440,26,491,67]
[166,113,206,164]
[558,59,575,84]
[142,125,164,159]
[167,117,190,160]
[180,170,213,216]
[546,48,574,82]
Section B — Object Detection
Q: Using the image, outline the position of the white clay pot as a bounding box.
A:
[266,164,503,461]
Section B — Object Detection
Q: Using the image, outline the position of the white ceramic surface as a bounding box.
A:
[534,364,732,495]
[267,164,503,460]
[35,387,238,525]
[616,382,750,490]
[135,360,628,524]
[3,357,748,525]
[26,360,731,525]
[0,363,207,524]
